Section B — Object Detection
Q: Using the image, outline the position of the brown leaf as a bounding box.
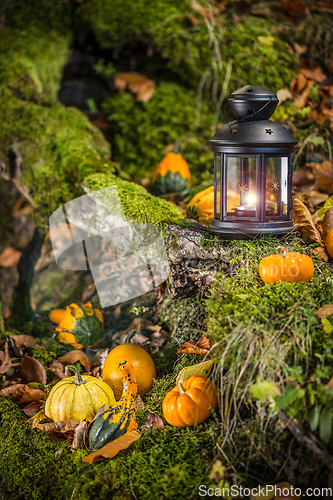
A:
[0,247,22,267]
[81,282,96,303]
[84,430,141,464]
[312,247,329,262]
[12,195,30,218]
[9,334,35,351]
[315,304,333,319]
[27,410,47,428]
[141,414,164,431]
[292,167,314,188]
[178,336,210,354]
[114,72,155,103]
[21,355,47,384]
[190,0,216,19]
[0,340,11,376]
[282,0,309,18]
[312,161,333,194]
[297,190,328,207]
[276,88,292,104]
[22,401,43,417]
[323,206,333,239]
[186,12,200,25]
[290,71,308,95]
[71,421,88,450]
[37,420,81,433]
[328,376,333,390]
[292,198,322,242]
[274,482,301,500]
[301,59,326,84]
[48,360,66,379]
[19,387,46,403]
[58,350,91,372]
[294,81,312,108]
[0,384,26,400]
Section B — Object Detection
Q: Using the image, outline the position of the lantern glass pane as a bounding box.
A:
[226,157,256,217]
[215,154,221,218]
[265,157,288,218]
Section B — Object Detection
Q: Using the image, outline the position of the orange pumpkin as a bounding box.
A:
[151,152,191,200]
[325,230,333,258]
[162,376,218,427]
[259,246,314,284]
[186,186,240,225]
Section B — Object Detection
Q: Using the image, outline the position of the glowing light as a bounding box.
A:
[247,193,256,206]
[270,194,275,200]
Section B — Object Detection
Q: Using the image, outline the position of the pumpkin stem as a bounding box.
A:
[65,365,87,385]
[277,246,289,259]
[179,383,186,394]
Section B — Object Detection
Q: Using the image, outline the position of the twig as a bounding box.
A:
[278,409,333,470]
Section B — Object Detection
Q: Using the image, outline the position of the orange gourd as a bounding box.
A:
[151,152,191,200]
[325,230,333,258]
[103,344,156,400]
[259,246,314,284]
[186,186,240,225]
[162,376,218,427]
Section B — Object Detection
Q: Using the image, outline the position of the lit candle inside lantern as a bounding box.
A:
[234,192,256,217]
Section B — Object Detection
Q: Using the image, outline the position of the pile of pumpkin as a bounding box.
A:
[45,304,218,460]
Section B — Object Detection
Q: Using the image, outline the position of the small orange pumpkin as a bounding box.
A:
[325,230,333,258]
[151,152,191,200]
[162,376,218,427]
[259,246,314,284]
[186,186,240,225]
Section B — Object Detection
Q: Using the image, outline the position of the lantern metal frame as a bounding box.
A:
[208,85,297,240]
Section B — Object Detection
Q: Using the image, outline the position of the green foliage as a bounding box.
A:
[103,82,215,183]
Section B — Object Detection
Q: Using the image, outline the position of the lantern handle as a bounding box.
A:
[224,96,273,130]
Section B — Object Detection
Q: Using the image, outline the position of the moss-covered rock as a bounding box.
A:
[83,172,184,225]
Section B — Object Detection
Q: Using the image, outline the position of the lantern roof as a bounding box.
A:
[210,85,297,149]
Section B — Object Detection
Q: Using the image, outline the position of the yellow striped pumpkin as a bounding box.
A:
[45,366,116,422]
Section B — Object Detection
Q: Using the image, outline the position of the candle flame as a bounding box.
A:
[247,193,256,206]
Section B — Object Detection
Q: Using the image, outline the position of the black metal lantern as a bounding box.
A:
[208,85,297,239]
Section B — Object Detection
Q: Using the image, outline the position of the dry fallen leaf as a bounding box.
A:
[176,360,214,385]
[190,0,216,19]
[0,384,46,403]
[282,0,309,19]
[292,198,322,242]
[274,482,301,500]
[0,340,11,376]
[48,360,66,379]
[114,72,155,103]
[312,247,329,262]
[178,336,210,354]
[71,420,88,450]
[0,247,22,267]
[19,387,47,403]
[58,350,91,372]
[21,355,47,384]
[315,304,333,319]
[300,59,326,84]
[37,420,81,433]
[27,410,47,428]
[81,282,96,303]
[22,401,43,417]
[276,88,292,104]
[290,72,308,95]
[292,167,314,188]
[9,334,35,354]
[312,161,333,194]
[0,384,26,400]
[12,195,30,218]
[140,414,164,431]
[84,430,141,464]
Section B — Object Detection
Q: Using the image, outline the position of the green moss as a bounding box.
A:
[103,82,215,184]
[83,172,184,225]
[158,292,208,347]
[0,26,70,103]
